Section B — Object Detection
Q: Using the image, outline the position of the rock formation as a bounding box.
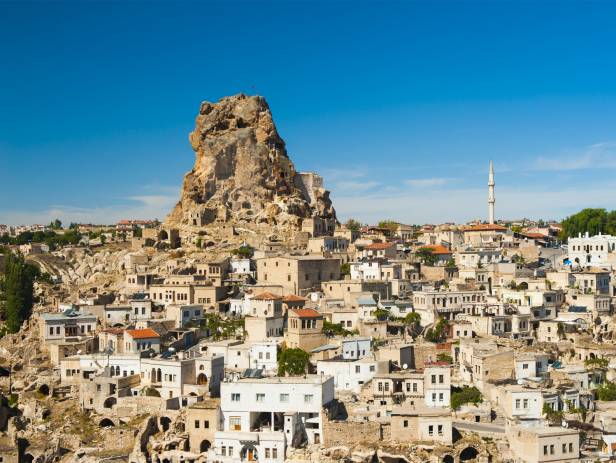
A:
[165,94,337,241]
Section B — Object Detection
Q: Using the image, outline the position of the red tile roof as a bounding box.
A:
[364,242,395,250]
[102,328,124,335]
[422,244,452,255]
[252,292,282,301]
[126,328,159,339]
[282,294,307,302]
[290,308,322,318]
[464,224,507,232]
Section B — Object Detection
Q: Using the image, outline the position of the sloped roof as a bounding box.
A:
[365,242,395,251]
[282,294,307,302]
[126,328,160,339]
[464,224,507,232]
[422,244,452,255]
[252,292,282,301]
[290,308,322,318]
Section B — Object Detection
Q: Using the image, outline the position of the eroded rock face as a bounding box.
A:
[166,94,336,240]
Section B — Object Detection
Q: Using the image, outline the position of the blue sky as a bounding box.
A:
[3,1,616,225]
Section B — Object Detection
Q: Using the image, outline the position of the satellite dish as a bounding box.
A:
[402,363,408,370]
[168,347,176,353]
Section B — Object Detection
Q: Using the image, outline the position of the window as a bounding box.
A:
[515,399,520,409]
[230,416,241,431]
[370,365,375,372]
[403,419,408,427]
[522,363,528,369]
[550,445,554,455]
[222,446,226,456]
[228,446,234,457]
[265,449,271,458]
[523,399,528,408]
[543,446,548,456]
[355,365,361,373]
[439,374,444,383]
[304,394,313,403]
[413,383,418,392]
[431,374,436,384]
[195,420,200,428]
[438,424,443,435]
[439,393,444,402]
[272,448,277,458]
[569,443,573,452]
[256,393,265,402]
[562,444,567,453]
[280,393,289,402]
[231,393,241,402]
[378,382,383,392]
[428,425,434,436]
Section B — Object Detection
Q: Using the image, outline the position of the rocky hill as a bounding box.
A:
[165,94,337,241]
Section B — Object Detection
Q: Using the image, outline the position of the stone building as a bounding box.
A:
[256,255,341,295]
[284,308,326,351]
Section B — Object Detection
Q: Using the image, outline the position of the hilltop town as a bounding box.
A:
[2,94,616,463]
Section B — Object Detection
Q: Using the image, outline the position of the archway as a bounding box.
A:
[24,454,34,463]
[443,456,454,463]
[197,373,208,385]
[38,384,50,396]
[200,440,211,452]
[460,447,479,462]
[99,418,115,427]
[158,230,169,241]
[241,444,258,461]
[103,397,117,409]
[160,416,171,432]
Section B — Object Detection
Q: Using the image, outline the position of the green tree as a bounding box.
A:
[278,348,309,376]
[560,208,609,239]
[416,247,438,265]
[49,219,62,230]
[323,320,356,337]
[1,252,38,333]
[404,312,422,336]
[451,386,482,410]
[378,220,398,234]
[436,353,453,364]
[344,219,361,232]
[425,317,448,343]
[340,263,350,276]
[373,308,389,321]
[542,403,565,425]
[584,357,609,370]
[596,381,616,401]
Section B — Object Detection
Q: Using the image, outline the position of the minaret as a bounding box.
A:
[488,160,495,224]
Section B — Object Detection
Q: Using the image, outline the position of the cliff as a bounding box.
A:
[165,94,336,241]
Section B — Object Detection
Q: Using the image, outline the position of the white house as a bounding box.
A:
[568,232,616,267]
[316,355,389,393]
[212,375,334,462]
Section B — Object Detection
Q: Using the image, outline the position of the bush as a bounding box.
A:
[597,382,616,401]
[278,347,309,376]
[585,357,609,369]
[436,353,453,364]
[451,386,482,410]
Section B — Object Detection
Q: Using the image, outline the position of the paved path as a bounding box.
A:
[453,420,505,434]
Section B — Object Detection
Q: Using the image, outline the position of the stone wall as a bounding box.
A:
[323,417,390,447]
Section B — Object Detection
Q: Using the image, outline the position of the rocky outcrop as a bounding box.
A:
[166,94,337,241]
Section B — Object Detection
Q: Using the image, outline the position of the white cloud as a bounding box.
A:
[332,182,616,225]
[405,177,451,188]
[332,181,380,193]
[0,190,180,226]
[534,142,616,171]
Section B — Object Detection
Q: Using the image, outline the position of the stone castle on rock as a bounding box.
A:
[165,94,337,243]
